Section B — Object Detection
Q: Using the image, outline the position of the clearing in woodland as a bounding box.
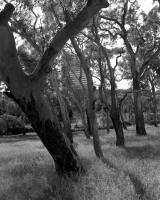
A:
[0,125,160,200]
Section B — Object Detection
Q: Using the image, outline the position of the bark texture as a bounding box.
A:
[8,91,83,174]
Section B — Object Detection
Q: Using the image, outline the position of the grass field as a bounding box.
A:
[0,126,160,200]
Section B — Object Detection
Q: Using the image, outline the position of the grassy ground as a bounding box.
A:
[0,126,160,200]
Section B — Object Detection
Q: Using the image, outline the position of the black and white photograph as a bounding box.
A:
[0,0,160,199]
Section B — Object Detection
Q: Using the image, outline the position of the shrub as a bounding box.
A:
[0,114,25,135]
[0,98,26,118]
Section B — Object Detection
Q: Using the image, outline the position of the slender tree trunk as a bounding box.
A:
[110,110,125,146]
[150,78,158,127]
[86,76,104,158]
[85,108,92,136]
[81,110,90,138]
[87,98,103,157]
[133,79,147,135]
[71,38,104,159]
[122,30,147,135]
[97,44,125,146]
[120,111,127,130]
[106,109,110,133]
[98,57,110,134]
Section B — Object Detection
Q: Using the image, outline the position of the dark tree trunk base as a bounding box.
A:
[135,117,147,136]
[136,129,147,136]
[116,137,125,146]
[133,81,147,136]
[110,112,125,147]
[8,92,84,175]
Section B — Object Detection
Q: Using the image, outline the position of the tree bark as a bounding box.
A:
[85,108,92,136]
[110,79,125,146]
[110,110,125,146]
[120,112,127,130]
[84,65,103,158]
[51,71,73,143]
[98,58,110,134]
[133,79,147,135]
[6,90,83,174]
[81,109,90,139]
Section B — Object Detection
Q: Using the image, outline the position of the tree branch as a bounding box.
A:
[30,0,109,80]
[139,43,160,78]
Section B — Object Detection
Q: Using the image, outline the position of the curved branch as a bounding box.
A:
[29,0,109,80]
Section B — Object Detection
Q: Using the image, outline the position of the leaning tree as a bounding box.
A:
[0,1,109,174]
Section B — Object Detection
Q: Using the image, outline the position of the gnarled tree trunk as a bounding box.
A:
[7,90,83,174]
[0,1,109,174]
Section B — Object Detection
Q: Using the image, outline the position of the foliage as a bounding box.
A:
[0,114,25,135]
[0,96,27,122]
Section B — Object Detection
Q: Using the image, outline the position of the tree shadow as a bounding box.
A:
[125,144,160,160]
[0,134,39,144]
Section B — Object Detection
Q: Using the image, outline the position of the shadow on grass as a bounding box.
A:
[1,157,77,200]
[0,134,39,144]
[125,144,160,160]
